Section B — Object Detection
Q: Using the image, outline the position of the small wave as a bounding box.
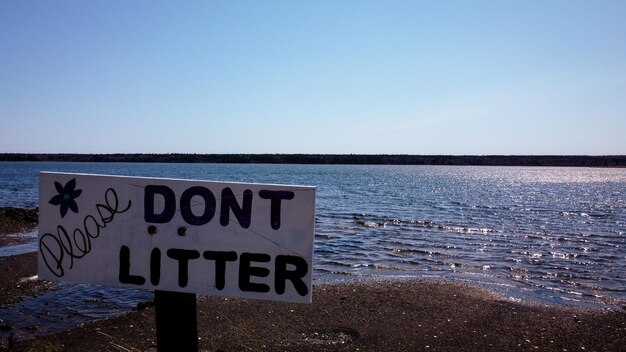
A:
[549,252,577,259]
[434,225,493,234]
[383,247,461,258]
[354,220,386,228]
[350,216,495,235]
[315,233,338,239]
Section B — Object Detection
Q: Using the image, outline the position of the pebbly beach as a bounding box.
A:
[1,207,625,351]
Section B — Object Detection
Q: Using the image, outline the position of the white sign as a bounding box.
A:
[38,172,316,303]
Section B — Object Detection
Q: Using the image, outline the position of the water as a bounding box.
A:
[0,228,38,257]
[1,162,625,337]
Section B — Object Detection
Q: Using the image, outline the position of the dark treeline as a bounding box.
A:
[1,153,625,167]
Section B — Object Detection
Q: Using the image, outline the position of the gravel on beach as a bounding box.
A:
[6,280,626,352]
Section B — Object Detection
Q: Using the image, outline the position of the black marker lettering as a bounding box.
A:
[259,190,295,230]
[150,247,162,286]
[203,251,237,290]
[180,186,216,226]
[220,188,252,228]
[167,248,200,288]
[239,252,270,293]
[39,188,131,277]
[275,255,309,296]
[39,230,65,277]
[144,185,175,223]
[119,245,146,285]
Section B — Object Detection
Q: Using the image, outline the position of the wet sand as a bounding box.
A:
[1,207,625,351]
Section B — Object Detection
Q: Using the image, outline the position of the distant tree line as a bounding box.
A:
[1,153,624,167]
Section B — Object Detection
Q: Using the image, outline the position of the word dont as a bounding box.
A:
[145,185,294,230]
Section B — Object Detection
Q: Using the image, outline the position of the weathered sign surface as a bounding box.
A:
[38,172,316,303]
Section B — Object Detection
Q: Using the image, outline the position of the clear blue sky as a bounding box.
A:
[1,1,625,155]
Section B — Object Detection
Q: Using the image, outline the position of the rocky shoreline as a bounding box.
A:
[0,208,51,309]
[0,208,38,247]
[1,207,625,351]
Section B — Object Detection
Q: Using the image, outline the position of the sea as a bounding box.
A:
[0,162,625,338]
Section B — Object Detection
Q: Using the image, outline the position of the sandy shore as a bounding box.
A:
[1,207,625,351]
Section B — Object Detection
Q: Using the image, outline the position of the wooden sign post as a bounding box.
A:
[155,291,198,351]
[38,172,316,351]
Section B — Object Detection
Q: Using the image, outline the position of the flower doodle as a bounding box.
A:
[49,178,82,218]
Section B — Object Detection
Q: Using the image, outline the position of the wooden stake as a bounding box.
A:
[155,290,198,352]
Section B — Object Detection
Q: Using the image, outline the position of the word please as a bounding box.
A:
[119,246,309,297]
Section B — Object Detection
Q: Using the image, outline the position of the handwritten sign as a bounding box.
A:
[38,172,316,303]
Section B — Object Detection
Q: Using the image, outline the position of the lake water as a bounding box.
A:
[1,162,625,336]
